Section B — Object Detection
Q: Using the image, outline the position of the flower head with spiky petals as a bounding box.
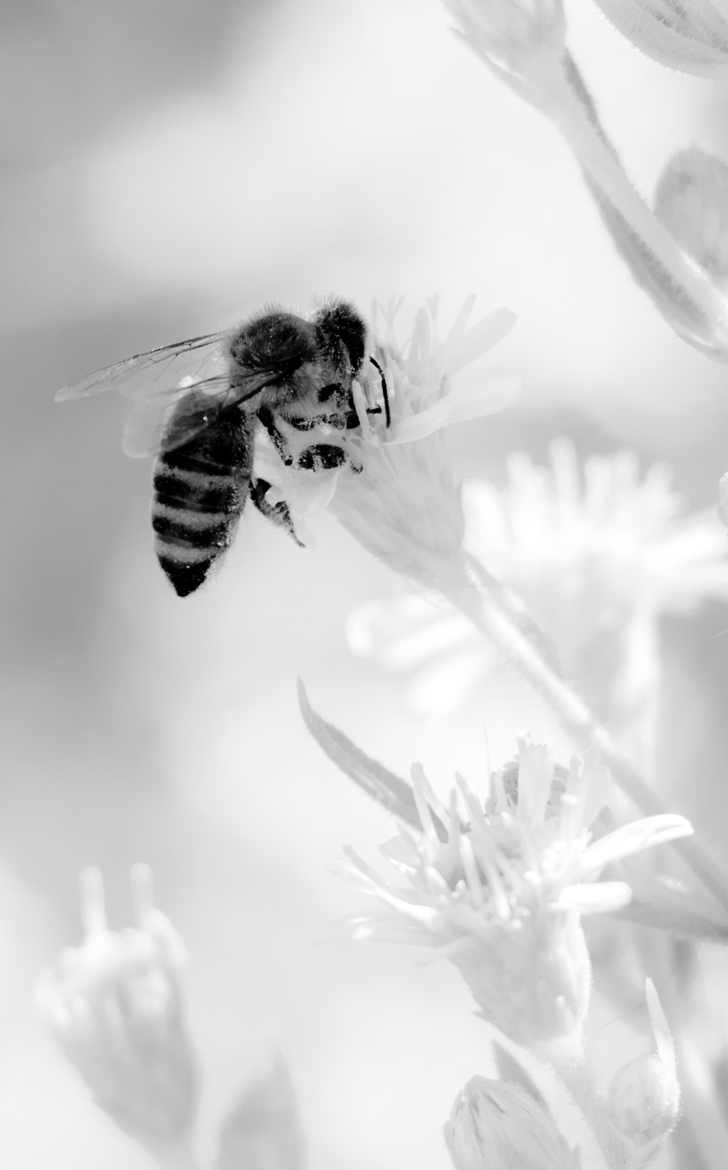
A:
[345,739,691,1049]
[253,297,517,586]
[349,440,728,719]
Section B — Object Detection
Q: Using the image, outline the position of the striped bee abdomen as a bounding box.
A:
[152,397,253,597]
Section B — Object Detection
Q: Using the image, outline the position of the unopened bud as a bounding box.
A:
[37,866,200,1156]
[608,980,680,1148]
[656,147,728,280]
[444,1076,576,1169]
[592,0,728,77]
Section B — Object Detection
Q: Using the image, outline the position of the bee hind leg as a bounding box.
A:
[250,477,304,547]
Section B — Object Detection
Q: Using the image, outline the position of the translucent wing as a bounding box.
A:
[57,330,287,459]
[55,331,230,402]
[122,376,233,458]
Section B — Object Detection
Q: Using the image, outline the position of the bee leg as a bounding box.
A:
[298,443,361,473]
[250,477,304,547]
[257,405,294,465]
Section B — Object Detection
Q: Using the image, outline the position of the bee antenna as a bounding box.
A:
[369,356,391,428]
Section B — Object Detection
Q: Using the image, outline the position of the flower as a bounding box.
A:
[36,865,200,1156]
[256,297,517,588]
[592,0,728,77]
[655,147,728,280]
[442,0,567,108]
[444,1076,580,1169]
[608,979,680,1150]
[345,738,692,1048]
[348,440,728,722]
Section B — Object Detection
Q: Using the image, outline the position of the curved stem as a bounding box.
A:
[545,52,728,357]
[459,554,728,916]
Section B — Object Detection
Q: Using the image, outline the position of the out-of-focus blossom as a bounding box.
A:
[592,0,728,77]
[608,980,680,1151]
[344,737,691,1048]
[443,0,566,107]
[444,1076,581,1169]
[37,866,200,1158]
[216,1055,306,1170]
[656,147,728,280]
[349,441,728,725]
[257,297,517,588]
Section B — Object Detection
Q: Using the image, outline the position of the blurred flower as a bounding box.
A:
[608,979,680,1151]
[443,0,567,108]
[444,1076,580,1169]
[349,441,728,736]
[216,1054,305,1170]
[258,297,517,588]
[592,0,728,77]
[37,865,200,1158]
[656,147,728,280]
[444,0,728,357]
[345,737,691,1048]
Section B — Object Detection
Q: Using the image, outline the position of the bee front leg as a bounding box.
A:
[257,405,294,466]
[250,478,304,547]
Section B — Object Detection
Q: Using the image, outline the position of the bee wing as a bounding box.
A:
[57,327,287,459]
[55,332,230,402]
[121,375,232,458]
[121,369,281,458]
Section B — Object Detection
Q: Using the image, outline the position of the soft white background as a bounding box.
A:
[3,0,728,1165]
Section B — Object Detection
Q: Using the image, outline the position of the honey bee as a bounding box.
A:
[57,302,390,596]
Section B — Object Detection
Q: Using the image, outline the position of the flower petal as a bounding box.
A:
[579,814,693,878]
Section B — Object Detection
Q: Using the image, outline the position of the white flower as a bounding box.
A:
[445,1077,581,1170]
[36,866,199,1156]
[608,980,680,1152]
[592,0,728,77]
[258,297,517,587]
[345,738,692,1047]
[443,0,567,107]
[655,146,728,280]
[349,440,728,718]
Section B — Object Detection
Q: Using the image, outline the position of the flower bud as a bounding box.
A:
[37,866,200,1156]
[656,148,728,280]
[608,980,680,1148]
[592,0,728,77]
[444,1077,575,1169]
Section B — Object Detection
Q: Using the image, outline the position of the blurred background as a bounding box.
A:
[4,0,728,1165]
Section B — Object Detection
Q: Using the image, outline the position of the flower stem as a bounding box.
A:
[460,554,728,916]
[547,52,728,358]
[154,1141,200,1170]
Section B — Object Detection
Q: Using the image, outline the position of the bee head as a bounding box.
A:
[314,301,367,374]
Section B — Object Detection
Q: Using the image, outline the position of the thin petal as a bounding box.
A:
[579,815,693,877]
